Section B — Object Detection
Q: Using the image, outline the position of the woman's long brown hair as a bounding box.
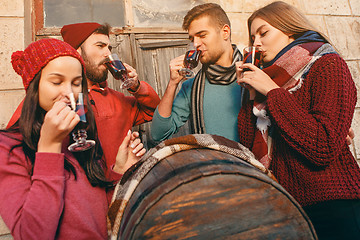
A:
[5,69,113,188]
[247,1,331,46]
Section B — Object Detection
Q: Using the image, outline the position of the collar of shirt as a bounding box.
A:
[89,81,108,94]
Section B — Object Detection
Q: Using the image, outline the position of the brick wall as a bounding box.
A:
[0,0,359,238]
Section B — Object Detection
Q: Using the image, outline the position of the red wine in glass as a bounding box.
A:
[104,53,138,89]
[179,43,201,79]
[185,49,201,68]
[68,93,95,152]
[105,59,127,81]
[243,46,263,71]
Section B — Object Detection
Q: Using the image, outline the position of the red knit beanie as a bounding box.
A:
[11,38,85,91]
[61,22,102,49]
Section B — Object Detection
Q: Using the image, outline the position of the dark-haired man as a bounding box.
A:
[61,22,160,168]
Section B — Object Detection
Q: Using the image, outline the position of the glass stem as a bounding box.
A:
[72,129,87,144]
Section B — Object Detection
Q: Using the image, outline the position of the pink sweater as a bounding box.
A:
[0,132,120,239]
[237,53,360,206]
[6,81,160,171]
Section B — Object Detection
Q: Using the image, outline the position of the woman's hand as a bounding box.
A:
[113,130,146,175]
[38,101,80,153]
[236,61,256,100]
[346,127,355,145]
[236,62,280,96]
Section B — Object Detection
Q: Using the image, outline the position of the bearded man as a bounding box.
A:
[60,22,160,168]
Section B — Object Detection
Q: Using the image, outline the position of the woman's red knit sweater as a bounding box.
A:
[237,53,360,206]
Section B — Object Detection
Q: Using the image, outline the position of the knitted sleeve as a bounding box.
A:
[237,100,257,149]
[151,79,193,142]
[0,138,65,239]
[266,54,357,166]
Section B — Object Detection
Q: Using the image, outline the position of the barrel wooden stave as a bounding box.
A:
[120,149,248,237]
[118,149,316,240]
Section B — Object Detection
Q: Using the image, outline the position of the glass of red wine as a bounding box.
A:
[104,53,138,89]
[243,46,263,70]
[240,46,263,88]
[68,93,95,152]
[179,42,202,79]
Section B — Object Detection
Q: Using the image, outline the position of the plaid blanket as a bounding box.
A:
[107,134,274,239]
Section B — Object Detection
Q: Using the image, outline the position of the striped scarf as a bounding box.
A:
[190,44,242,134]
[252,41,337,168]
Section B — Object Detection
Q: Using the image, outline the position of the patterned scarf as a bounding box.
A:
[190,44,243,134]
[252,31,336,168]
[107,134,275,239]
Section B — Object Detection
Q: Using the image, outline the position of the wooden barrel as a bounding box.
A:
[110,140,317,240]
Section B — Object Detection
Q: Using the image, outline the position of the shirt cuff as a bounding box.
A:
[33,152,65,176]
[128,80,142,94]
[108,164,123,182]
[266,87,287,98]
[131,81,151,96]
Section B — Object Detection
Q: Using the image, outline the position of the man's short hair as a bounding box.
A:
[182,3,231,31]
[94,23,111,36]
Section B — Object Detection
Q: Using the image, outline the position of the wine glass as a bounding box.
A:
[179,42,202,79]
[243,46,263,71]
[104,53,138,89]
[68,93,95,152]
[240,46,263,88]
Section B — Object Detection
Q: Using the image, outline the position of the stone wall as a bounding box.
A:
[0,0,26,131]
[0,0,25,238]
[0,0,359,238]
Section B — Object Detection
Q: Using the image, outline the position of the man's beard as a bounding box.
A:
[81,50,108,83]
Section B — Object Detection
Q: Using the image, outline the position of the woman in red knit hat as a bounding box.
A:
[236,1,360,239]
[0,38,144,239]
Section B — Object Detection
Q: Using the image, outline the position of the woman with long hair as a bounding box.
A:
[236,1,360,239]
[0,38,144,239]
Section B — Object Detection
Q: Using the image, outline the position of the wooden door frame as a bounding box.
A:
[32,0,186,38]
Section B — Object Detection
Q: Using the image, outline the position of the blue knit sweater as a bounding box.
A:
[151,77,243,142]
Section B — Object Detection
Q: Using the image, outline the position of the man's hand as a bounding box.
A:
[169,55,186,86]
[157,55,187,119]
[123,63,140,92]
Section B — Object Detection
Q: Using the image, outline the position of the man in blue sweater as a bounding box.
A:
[151,3,245,142]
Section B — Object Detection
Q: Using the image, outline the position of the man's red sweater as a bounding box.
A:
[89,81,160,169]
